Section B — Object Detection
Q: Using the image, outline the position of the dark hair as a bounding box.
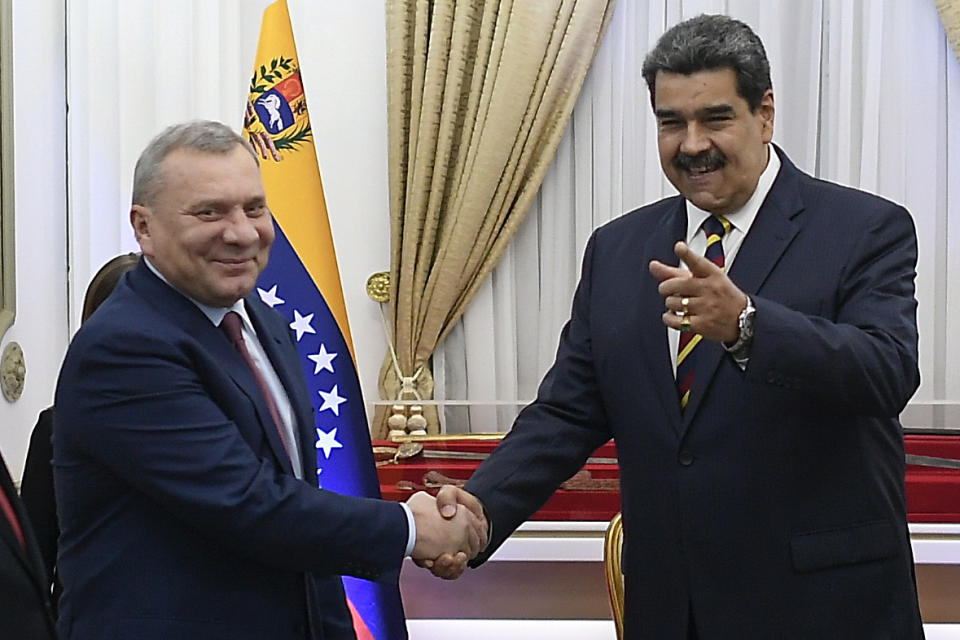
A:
[132,120,256,206]
[81,253,140,323]
[641,14,772,111]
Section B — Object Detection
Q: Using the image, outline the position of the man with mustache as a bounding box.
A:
[53,120,486,639]
[429,14,924,639]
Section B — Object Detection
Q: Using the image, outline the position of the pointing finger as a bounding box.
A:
[674,242,720,278]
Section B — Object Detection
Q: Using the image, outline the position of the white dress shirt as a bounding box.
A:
[668,145,781,373]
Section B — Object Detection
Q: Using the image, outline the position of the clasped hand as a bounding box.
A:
[406,486,487,580]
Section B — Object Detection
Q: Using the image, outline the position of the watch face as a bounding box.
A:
[739,299,755,339]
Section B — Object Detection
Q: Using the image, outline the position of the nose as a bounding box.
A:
[679,122,710,156]
[221,207,261,246]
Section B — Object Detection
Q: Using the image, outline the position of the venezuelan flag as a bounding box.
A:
[243,2,407,638]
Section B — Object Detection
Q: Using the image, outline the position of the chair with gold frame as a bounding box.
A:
[603,512,625,639]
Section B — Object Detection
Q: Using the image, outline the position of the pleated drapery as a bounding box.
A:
[938,0,960,58]
[377,0,616,435]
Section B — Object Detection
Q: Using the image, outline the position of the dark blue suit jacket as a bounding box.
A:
[466,149,925,639]
[0,452,57,639]
[53,261,407,640]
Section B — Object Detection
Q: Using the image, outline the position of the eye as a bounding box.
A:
[657,118,682,130]
[704,113,733,127]
[245,203,269,218]
[193,209,220,221]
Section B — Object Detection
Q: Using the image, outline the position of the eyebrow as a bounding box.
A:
[182,196,267,211]
[654,104,735,120]
[700,104,734,117]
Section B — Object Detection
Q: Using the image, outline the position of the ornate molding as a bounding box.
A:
[1,341,24,402]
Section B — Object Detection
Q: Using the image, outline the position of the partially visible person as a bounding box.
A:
[428,13,923,639]
[20,252,140,617]
[1,446,57,639]
[53,120,485,639]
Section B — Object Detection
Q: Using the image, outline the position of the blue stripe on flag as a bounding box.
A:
[257,222,407,639]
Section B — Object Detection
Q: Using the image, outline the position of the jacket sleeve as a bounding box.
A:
[746,200,919,416]
[466,231,613,561]
[55,326,408,581]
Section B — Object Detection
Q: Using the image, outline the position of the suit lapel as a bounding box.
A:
[639,199,687,433]
[681,148,804,428]
[128,263,296,476]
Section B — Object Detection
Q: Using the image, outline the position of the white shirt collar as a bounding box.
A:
[143,257,251,328]
[685,144,782,242]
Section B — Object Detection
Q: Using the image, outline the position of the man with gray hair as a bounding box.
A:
[432,14,924,639]
[54,120,486,639]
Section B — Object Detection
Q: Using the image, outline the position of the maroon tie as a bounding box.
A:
[0,484,25,549]
[221,311,296,466]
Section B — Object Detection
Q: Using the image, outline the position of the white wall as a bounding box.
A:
[0,0,68,479]
[288,1,391,420]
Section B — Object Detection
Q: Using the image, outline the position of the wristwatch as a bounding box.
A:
[724,295,755,358]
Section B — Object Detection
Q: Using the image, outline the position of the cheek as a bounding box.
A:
[657,140,676,169]
[258,220,276,248]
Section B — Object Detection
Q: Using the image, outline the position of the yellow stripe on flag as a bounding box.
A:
[245,0,355,356]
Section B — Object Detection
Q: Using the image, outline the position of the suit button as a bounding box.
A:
[678,451,694,466]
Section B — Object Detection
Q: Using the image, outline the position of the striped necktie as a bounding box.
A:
[676,215,731,410]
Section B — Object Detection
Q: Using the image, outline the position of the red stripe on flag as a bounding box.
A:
[347,597,377,640]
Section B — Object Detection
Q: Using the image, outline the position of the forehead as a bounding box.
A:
[155,145,263,199]
[653,68,744,110]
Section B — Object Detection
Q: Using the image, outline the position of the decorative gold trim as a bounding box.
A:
[0,0,15,340]
[366,271,390,302]
[387,432,507,443]
[603,512,625,640]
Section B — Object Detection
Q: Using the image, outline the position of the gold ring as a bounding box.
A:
[680,315,691,332]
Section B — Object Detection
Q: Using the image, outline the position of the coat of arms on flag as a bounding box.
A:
[246,56,312,156]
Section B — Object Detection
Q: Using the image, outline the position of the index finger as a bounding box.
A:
[675,241,720,278]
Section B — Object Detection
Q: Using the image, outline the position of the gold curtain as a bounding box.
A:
[938,0,960,60]
[377,0,616,436]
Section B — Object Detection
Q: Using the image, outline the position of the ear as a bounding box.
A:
[130,205,154,256]
[758,89,775,143]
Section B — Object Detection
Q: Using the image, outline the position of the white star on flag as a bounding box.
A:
[318,384,346,416]
[307,344,337,375]
[257,284,285,308]
[289,310,316,341]
[315,427,343,459]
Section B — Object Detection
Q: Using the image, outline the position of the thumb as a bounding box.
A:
[435,485,459,518]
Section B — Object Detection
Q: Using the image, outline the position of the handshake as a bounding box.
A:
[406,486,486,580]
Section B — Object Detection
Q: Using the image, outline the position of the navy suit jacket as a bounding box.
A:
[466,149,925,639]
[53,261,407,640]
[0,452,57,639]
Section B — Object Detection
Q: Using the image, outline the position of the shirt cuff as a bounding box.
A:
[399,502,416,557]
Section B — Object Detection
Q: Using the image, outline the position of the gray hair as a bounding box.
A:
[131,120,257,206]
[641,14,772,112]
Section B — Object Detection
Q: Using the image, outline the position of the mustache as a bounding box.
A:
[674,150,726,172]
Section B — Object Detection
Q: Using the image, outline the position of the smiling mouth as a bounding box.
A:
[216,256,255,263]
[214,257,257,269]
